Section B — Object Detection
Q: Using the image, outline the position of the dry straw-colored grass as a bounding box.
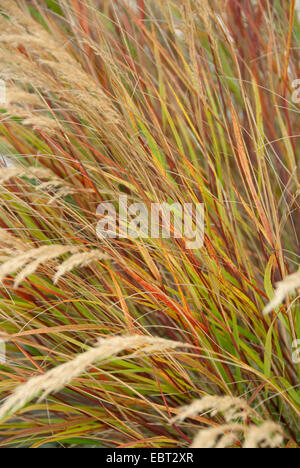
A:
[0,335,192,421]
[172,396,252,424]
[0,165,78,202]
[174,396,284,448]
[190,422,284,449]
[53,251,109,284]
[243,422,285,449]
[190,424,245,449]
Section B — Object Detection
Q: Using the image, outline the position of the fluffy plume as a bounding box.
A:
[0,245,77,288]
[172,396,252,424]
[0,244,109,288]
[0,166,75,201]
[6,85,42,107]
[54,251,109,284]
[12,246,79,289]
[0,2,120,128]
[243,422,284,449]
[0,1,73,65]
[0,335,191,421]
[22,115,61,135]
[0,229,26,251]
[41,61,120,124]
[190,421,284,448]
[173,397,285,448]
[264,270,300,314]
